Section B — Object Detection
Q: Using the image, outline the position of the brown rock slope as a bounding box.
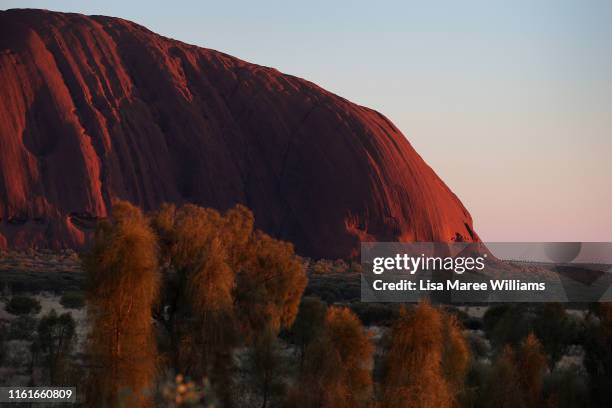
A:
[0,8,478,258]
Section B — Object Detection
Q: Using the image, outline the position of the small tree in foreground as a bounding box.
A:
[484,333,547,408]
[244,328,287,408]
[289,296,327,369]
[151,203,306,408]
[32,309,76,385]
[517,333,547,408]
[484,346,524,408]
[381,302,451,408]
[85,201,160,407]
[288,306,373,408]
[379,302,470,408]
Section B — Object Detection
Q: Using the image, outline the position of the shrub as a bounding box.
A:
[289,306,373,407]
[380,302,470,408]
[543,364,590,408]
[288,296,327,367]
[311,259,334,274]
[32,309,77,384]
[60,292,85,310]
[466,331,490,359]
[350,302,399,326]
[483,304,532,349]
[7,315,38,341]
[5,295,41,315]
[6,340,31,369]
[483,304,574,367]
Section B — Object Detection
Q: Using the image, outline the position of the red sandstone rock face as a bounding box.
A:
[0,9,478,259]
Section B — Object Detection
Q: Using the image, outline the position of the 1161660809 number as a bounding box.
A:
[0,387,76,403]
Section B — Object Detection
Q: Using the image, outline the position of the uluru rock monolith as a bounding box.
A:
[0,9,478,258]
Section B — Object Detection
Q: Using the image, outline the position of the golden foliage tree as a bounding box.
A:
[381,302,451,408]
[484,346,524,408]
[221,204,255,268]
[151,203,306,406]
[380,302,470,408]
[442,313,471,402]
[151,204,238,407]
[85,200,160,407]
[517,333,547,408]
[484,333,547,408]
[288,306,373,408]
[175,205,235,369]
[289,296,328,368]
[234,230,307,341]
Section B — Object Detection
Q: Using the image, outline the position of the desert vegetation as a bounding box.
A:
[0,202,611,407]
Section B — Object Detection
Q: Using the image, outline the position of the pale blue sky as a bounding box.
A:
[3,0,611,241]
